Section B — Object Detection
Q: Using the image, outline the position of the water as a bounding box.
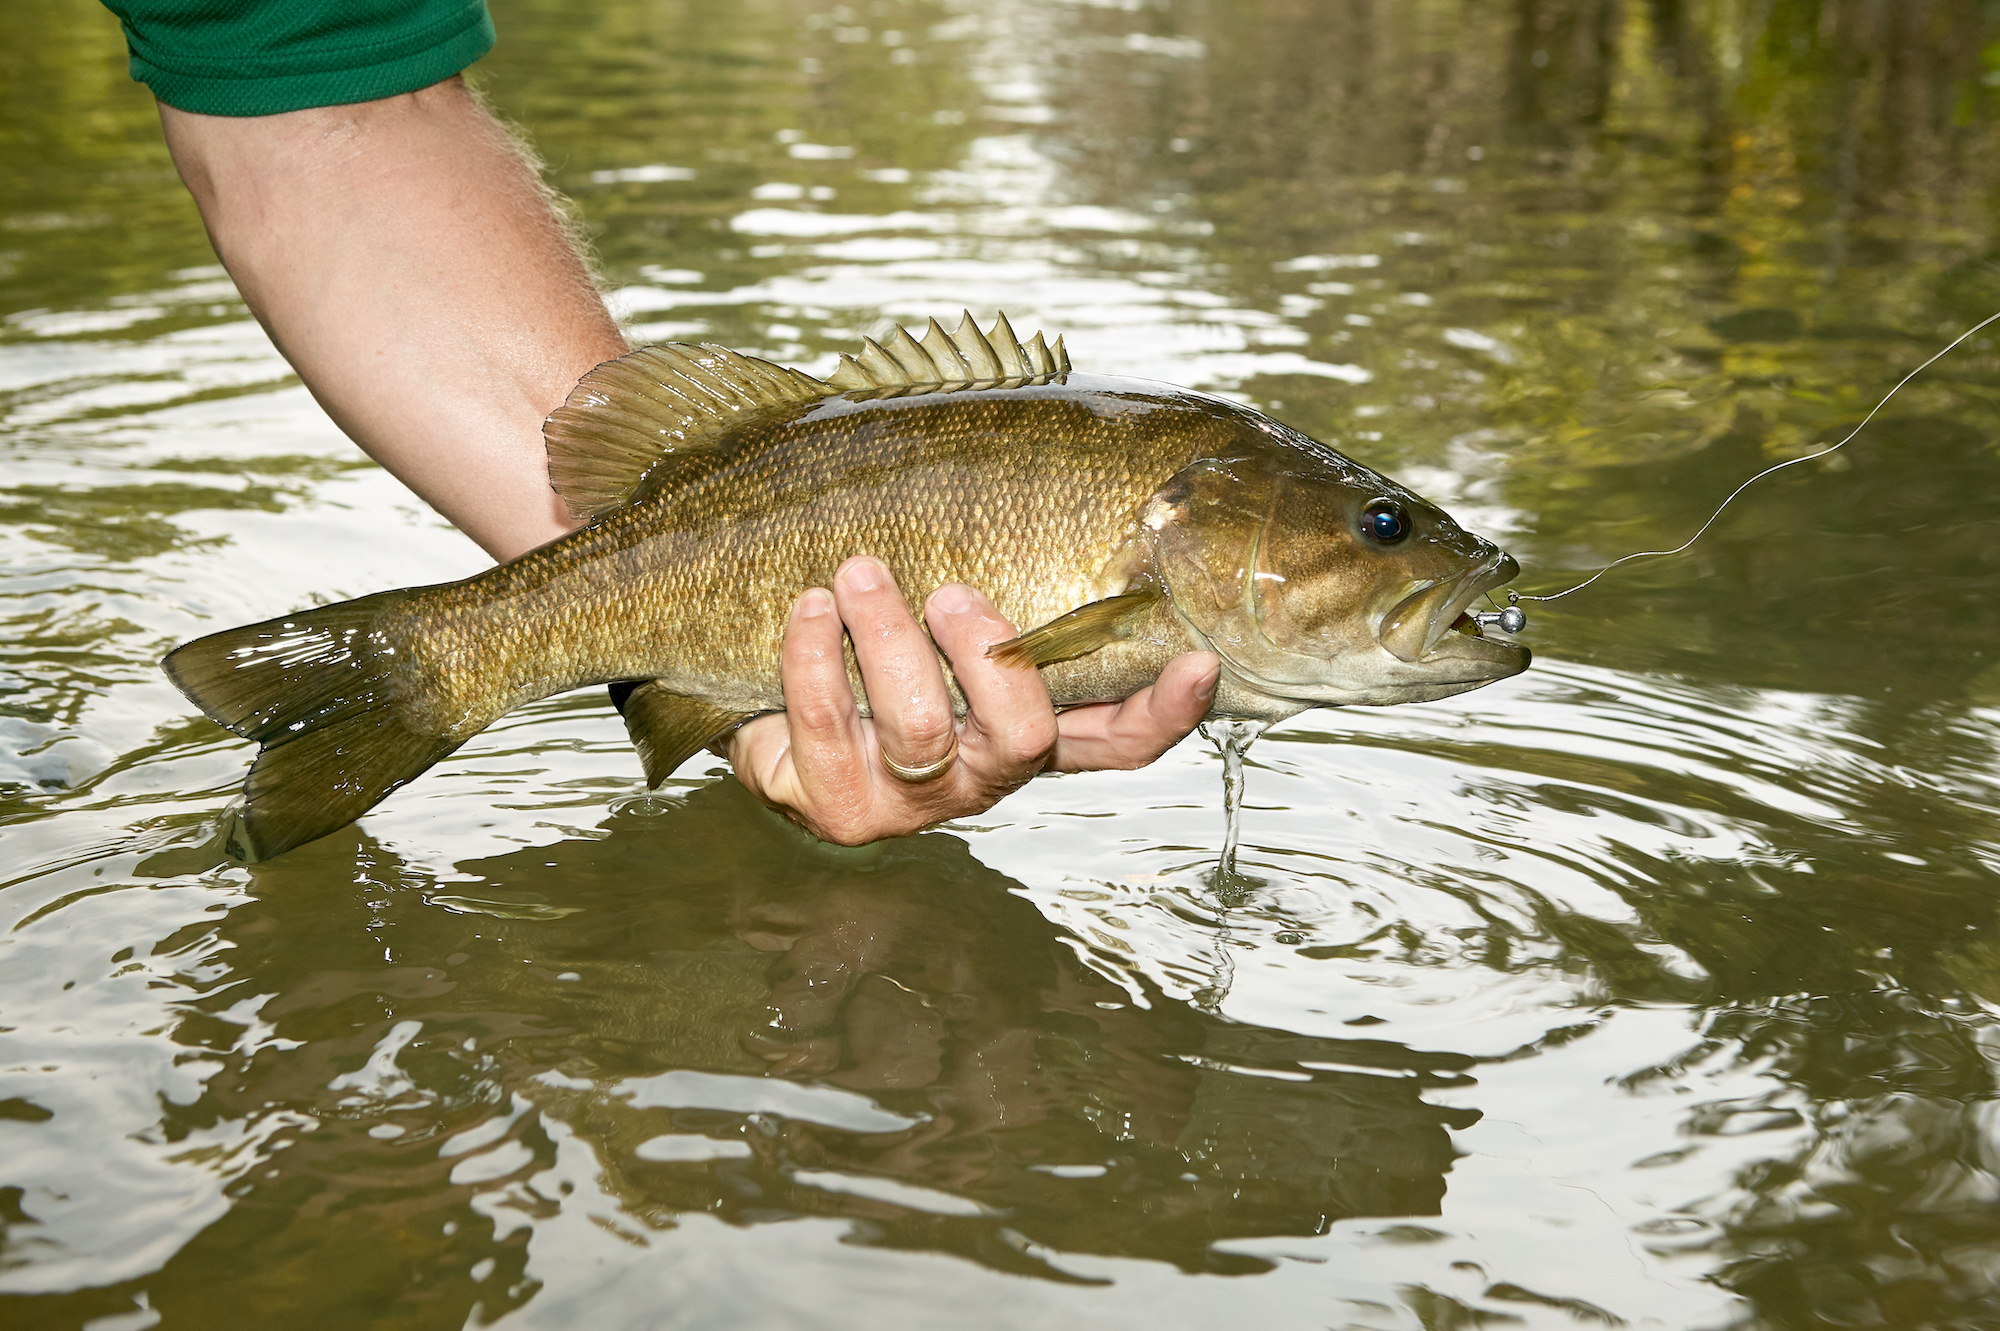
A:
[1200,716,1266,885]
[8,1,2000,1326]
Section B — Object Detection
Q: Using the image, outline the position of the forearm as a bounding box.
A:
[156,81,1212,833]
[159,77,625,562]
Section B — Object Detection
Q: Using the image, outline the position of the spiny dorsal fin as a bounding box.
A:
[987,586,1161,670]
[545,344,832,520]
[826,310,1072,395]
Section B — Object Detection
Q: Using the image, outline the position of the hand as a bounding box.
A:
[727,556,1219,844]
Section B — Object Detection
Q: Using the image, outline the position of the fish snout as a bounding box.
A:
[1378,551,1521,664]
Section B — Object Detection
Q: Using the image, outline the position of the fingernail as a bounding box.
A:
[839,557,884,592]
[1195,653,1221,693]
[928,583,975,615]
[796,587,834,617]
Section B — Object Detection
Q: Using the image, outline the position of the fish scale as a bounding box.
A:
[162,313,1527,860]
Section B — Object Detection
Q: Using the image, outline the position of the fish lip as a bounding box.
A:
[1380,551,1521,663]
[1422,551,1520,658]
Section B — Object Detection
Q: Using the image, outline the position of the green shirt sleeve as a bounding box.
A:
[103,0,496,116]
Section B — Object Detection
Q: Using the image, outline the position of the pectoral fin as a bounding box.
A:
[616,682,755,788]
[987,587,1163,670]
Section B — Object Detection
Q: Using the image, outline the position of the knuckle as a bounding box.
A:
[824,798,903,845]
[813,820,877,848]
[896,706,956,753]
[997,713,1059,769]
[864,607,917,641]
[790,697,848,735]
[794,784,875,845]
[782,634,831,671]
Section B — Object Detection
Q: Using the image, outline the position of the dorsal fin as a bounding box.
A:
[545,343,832,520]
[826,310,1071,394]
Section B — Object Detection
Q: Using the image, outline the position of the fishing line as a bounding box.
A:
[1468,309,2000,635]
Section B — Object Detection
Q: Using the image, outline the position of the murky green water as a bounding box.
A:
[8,1,2000,1326]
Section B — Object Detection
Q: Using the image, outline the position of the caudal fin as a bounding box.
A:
[163,591,464,861]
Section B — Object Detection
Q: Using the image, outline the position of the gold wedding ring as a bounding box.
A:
[881,732,958,783]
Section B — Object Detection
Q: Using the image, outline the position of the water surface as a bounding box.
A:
[8,2,2000,1326]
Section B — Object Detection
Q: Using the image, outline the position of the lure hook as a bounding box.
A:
[1472,604,1528,634]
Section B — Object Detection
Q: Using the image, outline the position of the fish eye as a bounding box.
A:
[1361,500,1410,544]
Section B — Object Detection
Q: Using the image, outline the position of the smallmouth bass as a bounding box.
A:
[164,313,1529,860]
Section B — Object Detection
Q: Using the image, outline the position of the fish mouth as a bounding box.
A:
[1379,551,1522,664]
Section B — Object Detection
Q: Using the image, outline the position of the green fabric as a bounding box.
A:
[105,0,495,116]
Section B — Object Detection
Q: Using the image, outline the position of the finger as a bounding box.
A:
[761,587,873,828]
[833,556,956,779]
[727,712,791,801]
[925,584,1056,780]
[1048,650,1219,772]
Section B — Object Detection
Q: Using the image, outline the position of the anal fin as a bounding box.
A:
[618,682,755,787]
[988,587,1163,670]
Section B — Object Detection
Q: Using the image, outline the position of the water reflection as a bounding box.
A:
[1026,0,2000,696]
[25,782,1469,1323]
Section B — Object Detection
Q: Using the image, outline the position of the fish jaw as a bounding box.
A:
[1170,527,1534,708]
[1337,549,1532,703]
[1185,571,1531,711]
[1378,551,1528,665]
[1148,443,1533,710]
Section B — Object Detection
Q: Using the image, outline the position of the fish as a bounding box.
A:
[163,312,1530,860]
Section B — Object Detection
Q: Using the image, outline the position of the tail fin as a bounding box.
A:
[163,591,464,861]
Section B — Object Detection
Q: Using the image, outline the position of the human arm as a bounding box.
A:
[157,80,1214,839]
[157,76,608,561]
